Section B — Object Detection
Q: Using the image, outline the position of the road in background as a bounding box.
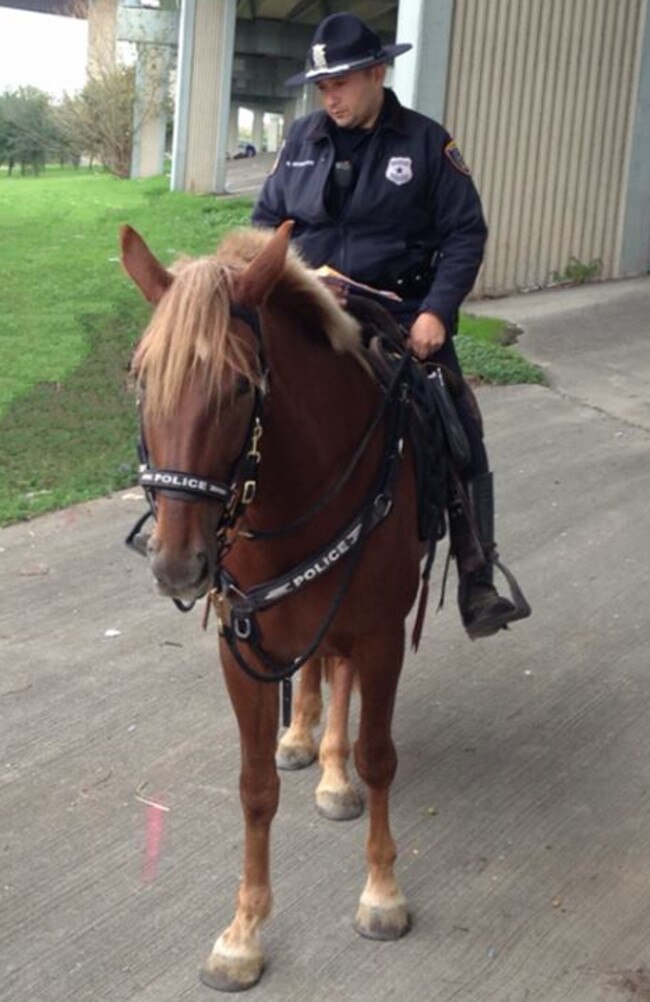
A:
[225,151,275,197]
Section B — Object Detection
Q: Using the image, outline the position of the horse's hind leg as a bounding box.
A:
[352,629,410,940]
[316,656,363,820]
[201,654,279,992]
[275,657,322,770]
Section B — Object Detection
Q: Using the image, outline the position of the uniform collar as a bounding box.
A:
[305,88,409,142]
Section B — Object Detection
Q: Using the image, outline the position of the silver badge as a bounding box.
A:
[385,156,413,186]
[312,43,328,69]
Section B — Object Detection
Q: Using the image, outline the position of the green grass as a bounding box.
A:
[0,167,252,524]
[457,312,546,385]
[0,167,543,525]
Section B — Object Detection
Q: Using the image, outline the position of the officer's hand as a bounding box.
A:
[406,311,446,360]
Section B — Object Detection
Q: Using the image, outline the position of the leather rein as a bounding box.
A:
[126,300,412,714]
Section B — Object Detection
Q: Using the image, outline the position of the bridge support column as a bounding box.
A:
[87,0,117,77]
[282,99,297,140]
[131,44,171,178]
[392,0,453,120]
[171,0,236,194]
[266,114,281,152]
[228,104,239,157]
[252,109,264,152]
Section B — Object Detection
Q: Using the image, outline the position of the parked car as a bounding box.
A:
[233,141,257,159]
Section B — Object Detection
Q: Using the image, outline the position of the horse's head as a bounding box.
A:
[120,222,292,601]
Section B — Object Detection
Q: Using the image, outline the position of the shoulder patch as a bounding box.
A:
[444,139,471,176]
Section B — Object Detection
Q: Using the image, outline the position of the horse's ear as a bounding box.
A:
[237,220,294,306]
[120,225,173,304]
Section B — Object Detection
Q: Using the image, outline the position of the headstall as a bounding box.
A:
[126,300,414,723]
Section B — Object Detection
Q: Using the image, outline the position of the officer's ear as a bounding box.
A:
[369,64,387,85]
[236,221,294,307]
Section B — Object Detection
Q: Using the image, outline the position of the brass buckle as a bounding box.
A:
[203,588,231,635]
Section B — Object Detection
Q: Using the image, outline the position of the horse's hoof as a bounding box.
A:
[200,941,264,993]
[316,786,364,821]
[275,742,317,771]
[354,901,411,941]
[199,953,262,993]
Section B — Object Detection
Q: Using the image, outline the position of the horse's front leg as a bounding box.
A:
[201,652,280,992]
[352,629,410,940]
[316,656,363,820]
[275,656,322,770]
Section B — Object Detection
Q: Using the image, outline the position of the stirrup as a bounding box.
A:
[462,555,531,640]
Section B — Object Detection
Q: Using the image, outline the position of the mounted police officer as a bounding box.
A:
[252,12,530,640]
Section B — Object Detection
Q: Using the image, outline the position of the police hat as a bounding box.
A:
[285,12,412,88]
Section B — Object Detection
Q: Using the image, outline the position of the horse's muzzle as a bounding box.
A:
[149,545,210,601]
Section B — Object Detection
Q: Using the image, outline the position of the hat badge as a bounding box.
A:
[312,43,328,69]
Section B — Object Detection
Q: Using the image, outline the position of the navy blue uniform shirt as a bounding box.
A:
[252,88,488,335]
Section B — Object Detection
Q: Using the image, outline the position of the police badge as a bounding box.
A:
[385,156,413,186]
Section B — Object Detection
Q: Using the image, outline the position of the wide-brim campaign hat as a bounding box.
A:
[285,12,412,87]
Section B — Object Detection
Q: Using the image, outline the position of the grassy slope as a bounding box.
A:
[0,169,543,526]
[0,170,251,524]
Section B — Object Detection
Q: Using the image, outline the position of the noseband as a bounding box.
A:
[126,302,268,608]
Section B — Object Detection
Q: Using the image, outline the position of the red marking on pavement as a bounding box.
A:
[142,799,168,883]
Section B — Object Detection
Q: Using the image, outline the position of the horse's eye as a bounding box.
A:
[235,376,252,398]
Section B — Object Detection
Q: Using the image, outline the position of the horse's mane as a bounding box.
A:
[132,227,363,419]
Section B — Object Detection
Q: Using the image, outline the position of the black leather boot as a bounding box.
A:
[451,473,531,640]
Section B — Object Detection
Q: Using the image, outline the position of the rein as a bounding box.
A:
[126,299,413,723]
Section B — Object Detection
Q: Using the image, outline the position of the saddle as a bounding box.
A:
[345,294,468,543]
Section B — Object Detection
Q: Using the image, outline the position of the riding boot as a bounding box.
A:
[450,472,531,640]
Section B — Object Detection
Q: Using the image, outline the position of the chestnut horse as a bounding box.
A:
[121,221,426,991]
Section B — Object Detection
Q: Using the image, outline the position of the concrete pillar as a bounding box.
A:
[282,98,297,139]
[252,109,264,152]
[227,104,239,157]
[131,44,171,178]
[392,0,454,120]
[87,0,117,78]
[171,0,236,194]
[266,114,281,153]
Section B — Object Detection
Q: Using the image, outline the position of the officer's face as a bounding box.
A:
[316,66,386,130]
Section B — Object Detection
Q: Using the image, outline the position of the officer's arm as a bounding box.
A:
[419,137,488,334]
[251,143,288,228]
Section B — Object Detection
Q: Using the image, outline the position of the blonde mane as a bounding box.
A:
[132,227,363,419]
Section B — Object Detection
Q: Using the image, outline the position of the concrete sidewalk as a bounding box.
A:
[1,278,649,1002]
[471,276,650,430]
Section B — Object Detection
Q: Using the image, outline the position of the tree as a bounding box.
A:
[0,87,54,175]
[55,66,135,178]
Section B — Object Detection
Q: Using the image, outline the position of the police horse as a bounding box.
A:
[121,221,444,991]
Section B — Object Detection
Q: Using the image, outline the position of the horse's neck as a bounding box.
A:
[256,308,378,515]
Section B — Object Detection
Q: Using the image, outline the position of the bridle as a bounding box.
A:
[126,302,269,608]
[126,297,417,724]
